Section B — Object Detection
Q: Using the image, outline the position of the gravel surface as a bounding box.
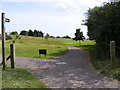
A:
[6,46,119,88]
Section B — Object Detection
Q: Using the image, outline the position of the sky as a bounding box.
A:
[0,0,109,38]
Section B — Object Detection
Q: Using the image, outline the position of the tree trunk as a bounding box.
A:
[79,40,81,46]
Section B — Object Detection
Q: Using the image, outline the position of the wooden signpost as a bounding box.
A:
[1,12,14,70]
[1,13,6,70]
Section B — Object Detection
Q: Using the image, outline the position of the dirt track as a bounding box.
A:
[7,46,119,88]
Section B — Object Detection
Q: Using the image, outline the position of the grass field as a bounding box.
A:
[2,67,48,88]
[5,36,95,59]
[6,36,69,59]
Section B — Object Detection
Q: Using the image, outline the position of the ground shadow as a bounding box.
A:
[74,45,95,51]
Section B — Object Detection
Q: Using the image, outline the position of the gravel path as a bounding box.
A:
[7,46,119,88]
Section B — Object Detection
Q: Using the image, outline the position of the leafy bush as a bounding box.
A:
[85,2,120,59]
[10,31,18,35]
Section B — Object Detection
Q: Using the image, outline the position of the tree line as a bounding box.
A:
[84,2,120,59]
[9,30,72,39]
[10,30,44,37]
[20,30,44,37]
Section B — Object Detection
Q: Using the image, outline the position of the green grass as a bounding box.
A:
[94,59,120,79]
[2,67,48,88]
[6,44,68,59]
[6,36,69,59]
[6,36,95,59]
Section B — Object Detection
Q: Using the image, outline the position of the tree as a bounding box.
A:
[34,30,38,37]
[73,28,84,46]
[39,31,44,37]
[10,31,18,35]
[20,30,28,36]
[62,35,71,39]
[37,31,43,37]
[50,36,55,38]
[56,36,60,38]
[45,33,50,44]
[45,33,50,39]
[28,29,34,36]
[84,2,120,59]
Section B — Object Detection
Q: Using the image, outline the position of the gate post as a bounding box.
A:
[1,13,6,70]
[110,41,116,68]
[10,43,15,68]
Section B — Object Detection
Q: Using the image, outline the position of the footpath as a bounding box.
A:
[7,46,119,88]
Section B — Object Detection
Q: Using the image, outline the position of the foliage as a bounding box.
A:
[20,30,28,36]
[20,30,43,37]
[28,29,34,36]
[50,36,55,38]
[10,31,18,35]
[84,2,120,59]
[62,35,71,39]
[56,36,61,38]
[34,30,37,37]
[73,28,85,46]
[38,31,43,37]
[45,33,50,39]
[45,33,50,44]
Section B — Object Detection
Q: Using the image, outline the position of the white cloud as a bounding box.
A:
[55,0,109,14]
[56,3,68,9]
[55,0,86,13]
[110,0,120,2]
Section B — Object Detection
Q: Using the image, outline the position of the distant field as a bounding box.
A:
[6,36,68,59]
[3,36,96,59]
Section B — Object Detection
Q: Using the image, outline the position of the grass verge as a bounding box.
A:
[2,67,48,88]
[76,40,120,80]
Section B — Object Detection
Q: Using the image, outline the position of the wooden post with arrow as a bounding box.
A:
[1,13,6,70]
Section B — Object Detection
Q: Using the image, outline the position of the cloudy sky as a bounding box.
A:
[0,0,109,37]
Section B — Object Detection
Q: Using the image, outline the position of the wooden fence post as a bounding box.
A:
[10,44,15,68]
[1,13,6,70]
[110,41,116,68]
